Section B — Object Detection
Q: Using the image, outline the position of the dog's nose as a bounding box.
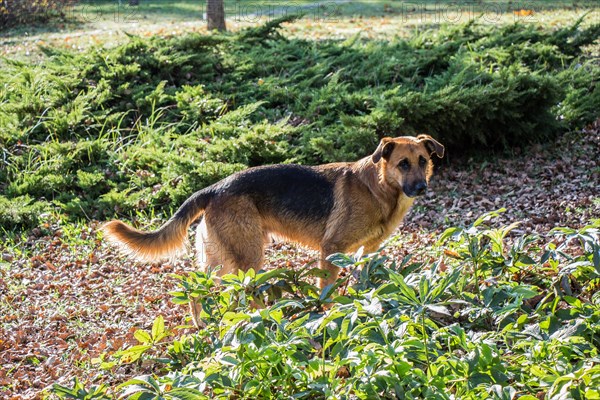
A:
[414,182,427,196]
[405,182,427,197]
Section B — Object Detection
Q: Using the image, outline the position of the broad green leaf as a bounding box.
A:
[419,275,430,301]
[387,271,419,303]
[219,355,240,366]
[255,268,287,285]
[134,330,152,345]
[222,311,251,325]
[119,345,152,364]
[171,296,190,305]
[550,319,585,341]
[511,285,539,299]
[437,227,462,244]
[425,304,451,316]
[151,315,165,342]
[118,375,161,393]
[127,391,158,400]
[320,282,341,301]
[593,244,600,273]
[327,253,355,268]
[585,389,600,400]
[364,297,383,316]
[473,208,506,227]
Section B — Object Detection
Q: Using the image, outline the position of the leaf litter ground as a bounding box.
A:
[0,122,598,398]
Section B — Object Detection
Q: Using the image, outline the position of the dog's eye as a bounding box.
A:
[398,159,410,171]
[419,156,427,168]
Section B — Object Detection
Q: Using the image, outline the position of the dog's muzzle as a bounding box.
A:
[404,182,427,198]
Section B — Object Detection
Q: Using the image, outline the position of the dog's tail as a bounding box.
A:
[102,189,214,261]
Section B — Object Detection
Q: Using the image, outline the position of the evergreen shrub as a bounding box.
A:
[0,16,598,227]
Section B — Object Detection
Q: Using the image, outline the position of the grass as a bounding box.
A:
[2,0,598,62]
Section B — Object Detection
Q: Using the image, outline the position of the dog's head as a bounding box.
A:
[371,134,445,198]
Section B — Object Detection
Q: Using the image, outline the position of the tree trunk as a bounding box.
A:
[129,0,139,5]
[207,0,226,31]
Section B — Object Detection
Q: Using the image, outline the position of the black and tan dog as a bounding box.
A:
[103,134,444,288]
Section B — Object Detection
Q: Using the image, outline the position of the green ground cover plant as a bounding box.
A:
[1,16,598,230]
[51,211,600,399]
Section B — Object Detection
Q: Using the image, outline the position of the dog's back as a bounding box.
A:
[215,164,336,222]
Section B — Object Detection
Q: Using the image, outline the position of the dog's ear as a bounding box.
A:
[417,134,445,158]
[371,137,395,163]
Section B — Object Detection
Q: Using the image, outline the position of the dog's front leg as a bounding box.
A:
[318,256,340,289]
[318,241,349,288]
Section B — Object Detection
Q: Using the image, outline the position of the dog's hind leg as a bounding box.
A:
[190,205,265,327]
[200,197,266,276]
[195,218,220,273]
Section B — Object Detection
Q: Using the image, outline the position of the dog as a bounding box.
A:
[102,134,444,289]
